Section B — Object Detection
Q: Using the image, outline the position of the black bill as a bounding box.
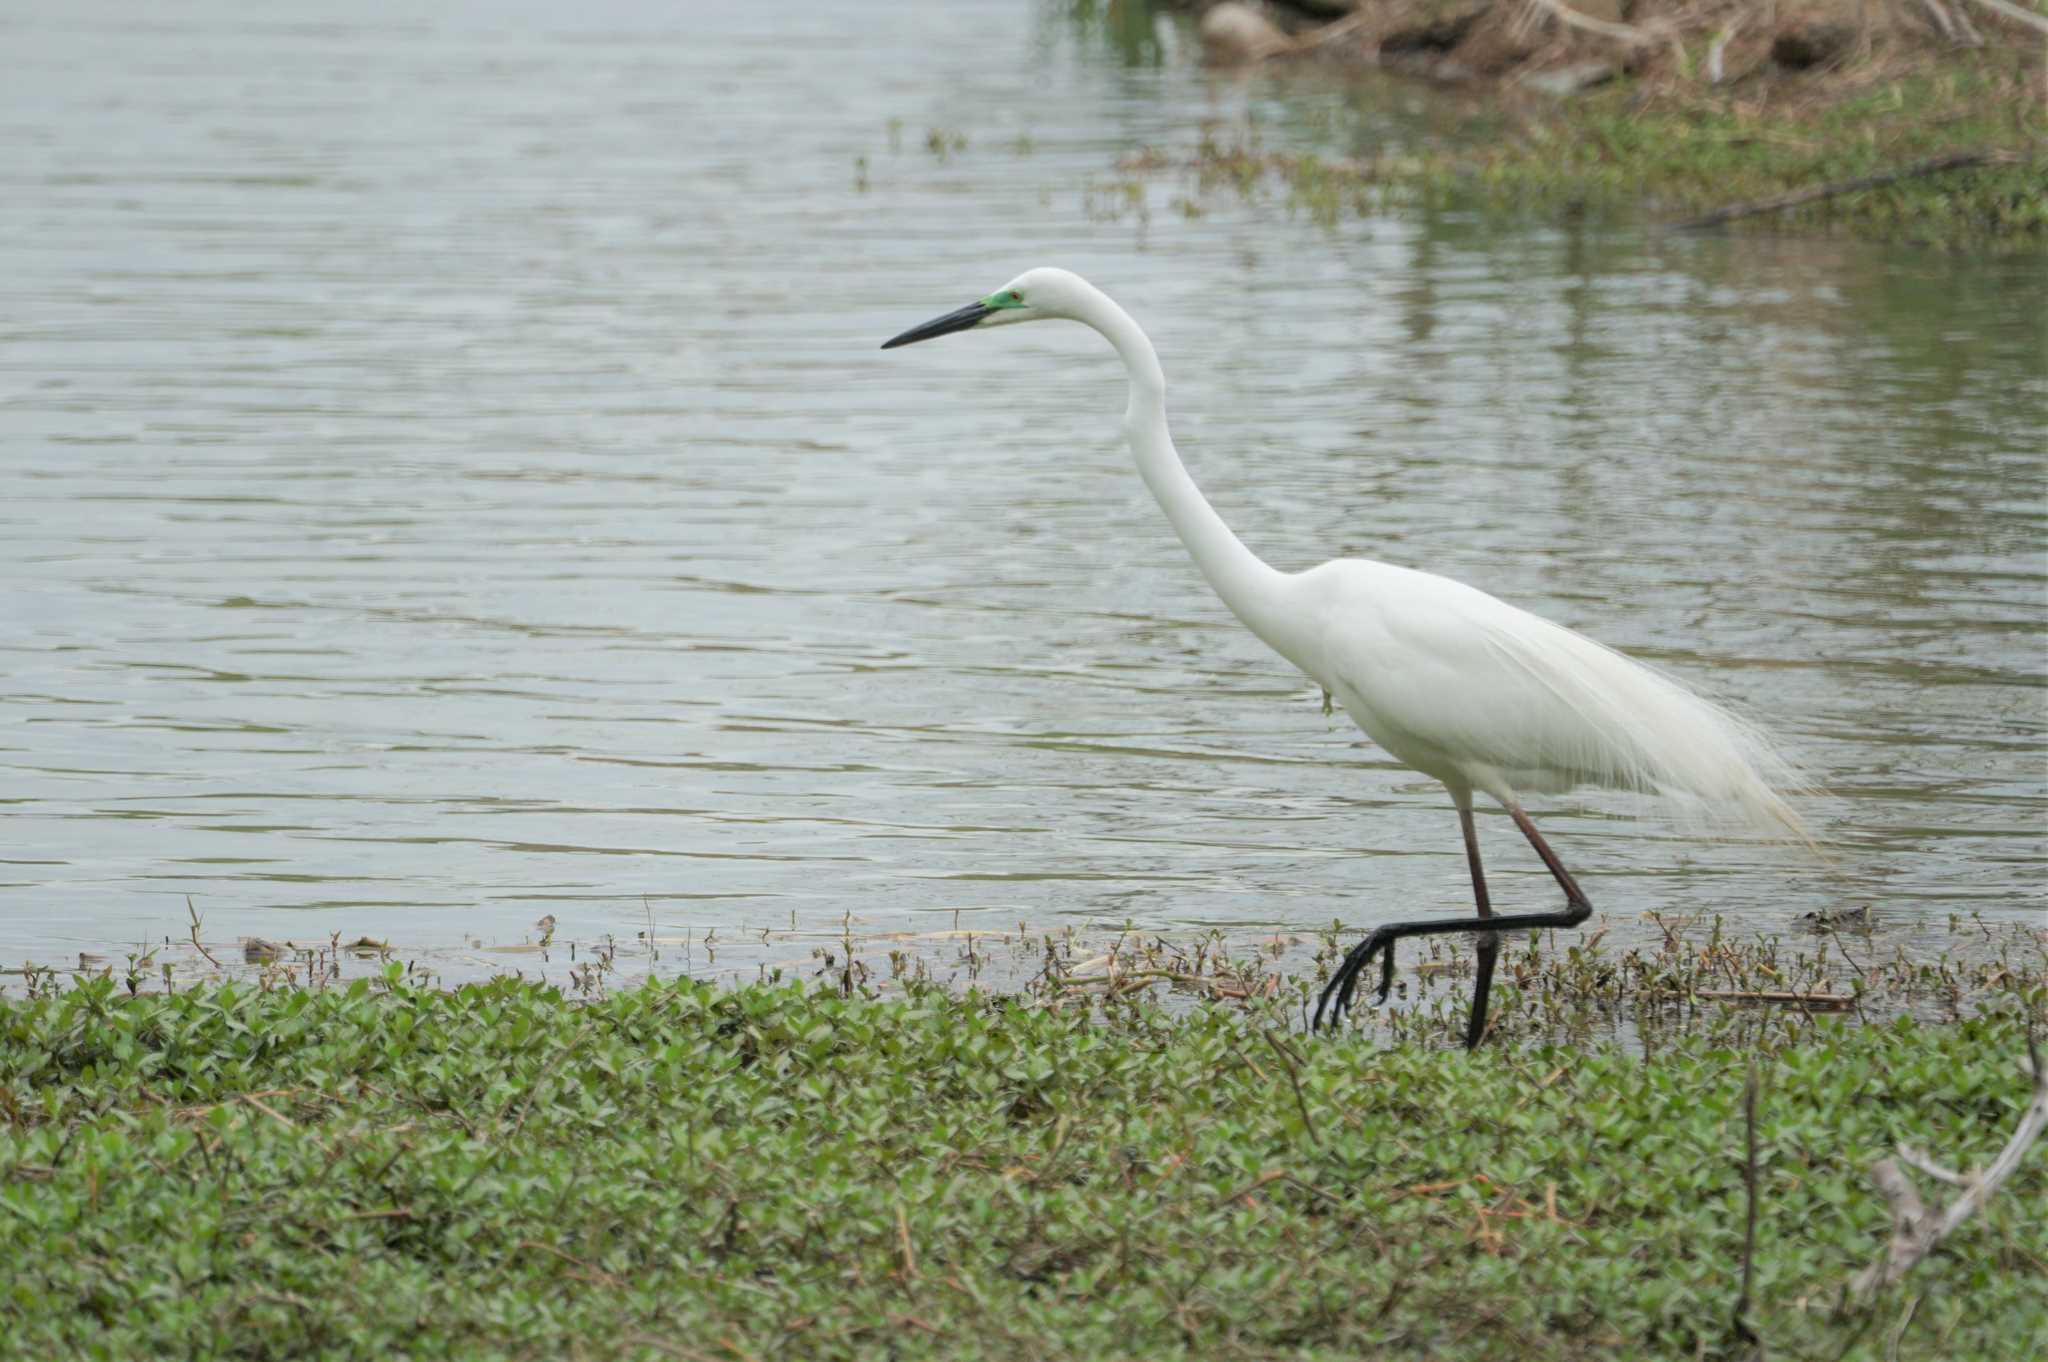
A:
[880,300,991,350]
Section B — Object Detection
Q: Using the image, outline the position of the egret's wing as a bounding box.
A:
[1324,567,1807,840]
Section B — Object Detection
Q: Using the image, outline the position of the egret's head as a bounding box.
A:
[879,268,1089,350]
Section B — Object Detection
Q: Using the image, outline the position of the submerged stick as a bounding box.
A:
[1697,989,1853,1009]
[1672,149,2022,230]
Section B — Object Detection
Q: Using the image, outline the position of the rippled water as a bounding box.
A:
[3,0,2043,990]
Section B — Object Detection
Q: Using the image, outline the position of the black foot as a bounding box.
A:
[1311,907,1590,1041]
[1313,927,1398,1031]
[1313,802,1593,1047]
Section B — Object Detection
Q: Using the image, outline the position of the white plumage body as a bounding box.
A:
[1241,558,1806,838]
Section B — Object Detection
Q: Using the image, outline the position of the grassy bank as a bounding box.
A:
[1100,0,2048,245]
[4,977,2044,1359]
[1449,58,2047,241]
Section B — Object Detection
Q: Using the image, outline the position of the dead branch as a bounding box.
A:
[1057,967,1245,996]
[1916,0,1985,44]
[896,1202,919,1281]
[1849,1035,2048,1299]
[1200,4,1371,67]
[1293,10,1376,53]
[1264,1029,1322,1147]
[1893,1145,1970,1188]
[1961,0,2048,36]
[1697,989,1854,1009]
[1672,149,2023,230]
[1524,0,1690,65]
[1525,0,1659,46]
[1707,16,1747,85]
[1885,1294,1923,1362]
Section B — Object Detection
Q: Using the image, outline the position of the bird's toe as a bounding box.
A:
[1369,932,1399,1006]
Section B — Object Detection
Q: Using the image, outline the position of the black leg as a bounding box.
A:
[1460,805,1497,1051]
[1313,802,1593,1041]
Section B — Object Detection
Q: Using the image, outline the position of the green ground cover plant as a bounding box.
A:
[3,975,2042,1360]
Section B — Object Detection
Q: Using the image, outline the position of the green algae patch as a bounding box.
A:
[3,976,2043,1360]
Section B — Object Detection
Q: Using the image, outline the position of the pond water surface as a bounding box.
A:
[3,0,2044,994]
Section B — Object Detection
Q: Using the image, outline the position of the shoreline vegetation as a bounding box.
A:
[4,975,2044,1359]
[8,910,2045,1048]
[1090,0,2048,244]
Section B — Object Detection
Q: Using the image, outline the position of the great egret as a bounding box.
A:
[882,268,1808,1049]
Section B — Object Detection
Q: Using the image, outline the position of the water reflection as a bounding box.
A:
[0,0,2041,990]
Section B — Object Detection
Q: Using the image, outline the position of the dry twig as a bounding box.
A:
[1849,1035,2048,1298]
[1525,0,1659,46]
[1697,989,1853,1009]
[1733,1059,1762,1348]
[1524,0,1688,63]
[1918,0,1985,45]
[1293,10,1375,53]
[186,896,222,971]
[1960,0,2048,36]
[1263,1029,1322,1147]
[1707,16,1747,85]
[896,1202,919,1281]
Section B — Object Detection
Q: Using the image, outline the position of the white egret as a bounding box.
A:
[882,268,1808,1049]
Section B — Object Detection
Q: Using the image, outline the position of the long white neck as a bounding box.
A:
[1076,286,1290,632]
